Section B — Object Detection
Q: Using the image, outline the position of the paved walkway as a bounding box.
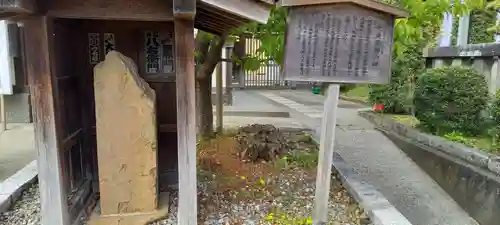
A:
[254,89,478,225]
[0,123,36,182]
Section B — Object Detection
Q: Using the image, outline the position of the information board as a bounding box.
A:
[283,4,394,84]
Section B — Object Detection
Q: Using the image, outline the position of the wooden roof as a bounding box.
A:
[280,0,408,18]
[196,0,273,34]
[0,0,274,34]
[0,0,35,19]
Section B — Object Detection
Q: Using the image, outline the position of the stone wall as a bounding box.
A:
[360,111,500,225]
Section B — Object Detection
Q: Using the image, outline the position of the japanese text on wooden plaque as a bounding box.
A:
[88,33,100,65]
[283,4,394,84]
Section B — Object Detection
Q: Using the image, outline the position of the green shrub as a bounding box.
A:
[414,67,489,135]
[369,45,424,114]
[490,91,500,142]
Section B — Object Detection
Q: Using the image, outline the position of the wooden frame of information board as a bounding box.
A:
[281,1,407,224]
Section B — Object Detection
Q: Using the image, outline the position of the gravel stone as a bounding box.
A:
[0,184,40,225]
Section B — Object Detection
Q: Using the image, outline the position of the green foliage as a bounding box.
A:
[443,131,480,147]
[339,84,357,93]
[469,8,497,44]
[490,91,500,143]
[369,44,425,113]
[452,7,497,45]
[414,67,489,135]
[265,212,313,225]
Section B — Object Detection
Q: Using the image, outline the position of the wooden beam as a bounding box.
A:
[200,0,271,24]
[313,84,340,224]
[24,16,70,225]
[175,18,198,225]
[173,0,196,19]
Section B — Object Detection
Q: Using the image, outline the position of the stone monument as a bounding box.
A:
[90,51,167,225]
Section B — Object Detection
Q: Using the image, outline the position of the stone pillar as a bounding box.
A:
[93,51,158,215]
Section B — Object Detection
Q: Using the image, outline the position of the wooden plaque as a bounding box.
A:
[283,4,395,84]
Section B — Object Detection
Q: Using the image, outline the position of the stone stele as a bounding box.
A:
[93,51,158,216]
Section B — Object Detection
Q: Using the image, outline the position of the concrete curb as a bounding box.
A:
[0,160,38,213]
[339,95,369,105]
[311,135,412,225]
[358,110,500,176]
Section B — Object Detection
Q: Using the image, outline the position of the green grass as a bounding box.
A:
[343,85,370,102]
[387,114,420,128]
[384,114,499,154]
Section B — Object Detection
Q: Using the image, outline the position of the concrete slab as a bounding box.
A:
[0,123,36,182]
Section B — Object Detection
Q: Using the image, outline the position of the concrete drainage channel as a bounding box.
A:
[359,111,500,225]
[0,160,37,213]
[310,134,412,225]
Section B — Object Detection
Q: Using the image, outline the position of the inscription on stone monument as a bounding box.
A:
[284,4,394,84]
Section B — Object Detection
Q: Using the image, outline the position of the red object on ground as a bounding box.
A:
[373,103,385,112]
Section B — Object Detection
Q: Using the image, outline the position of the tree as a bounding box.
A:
[195,31,228,138]
[195,0,487,138]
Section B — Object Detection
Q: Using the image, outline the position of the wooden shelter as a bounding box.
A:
[0,0,273,224]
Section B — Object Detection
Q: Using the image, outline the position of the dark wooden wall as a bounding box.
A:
[47,0,173,21]
[72,20,178,191]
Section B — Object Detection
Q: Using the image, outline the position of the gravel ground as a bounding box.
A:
[0,184,40,225]
[0,130,371,225]
[149,169,371,225]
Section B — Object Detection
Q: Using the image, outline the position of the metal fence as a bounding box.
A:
[236,37,294,89]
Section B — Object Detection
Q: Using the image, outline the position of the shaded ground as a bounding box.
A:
[0,123,35,182]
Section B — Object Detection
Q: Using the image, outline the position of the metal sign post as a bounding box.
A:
[281,0,407,223]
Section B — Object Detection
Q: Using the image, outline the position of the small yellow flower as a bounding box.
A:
[240,176,246,180]
[259,178,265,185]
[266,214,273,220]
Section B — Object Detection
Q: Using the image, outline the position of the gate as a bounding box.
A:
[236,37,293,89]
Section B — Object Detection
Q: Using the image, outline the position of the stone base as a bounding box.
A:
[87,192,170,225]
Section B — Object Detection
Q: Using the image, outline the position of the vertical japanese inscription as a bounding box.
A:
[372,23,383,67]
[298,18,306,76]
[354,17,365,76]
[321,12,332,76]
[145,31,160,74]
[88,33,100,65]
[362,19,373,76]
[332,18,342,76]
[327,15,336,77]
[311,12,320,75]
[347,16,356,77]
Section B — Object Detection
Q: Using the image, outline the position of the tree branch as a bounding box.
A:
[196,32,229,80]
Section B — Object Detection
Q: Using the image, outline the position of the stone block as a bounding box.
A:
[94,51,158,215]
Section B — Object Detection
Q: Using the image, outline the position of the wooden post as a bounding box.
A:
[0,94,5,132]
[224,46,233,105]
[216,62,223,134]
[24,16,70,225]
[174,18,197,225]
[313,84,340,224]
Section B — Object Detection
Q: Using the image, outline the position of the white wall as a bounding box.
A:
[0,20,13,95]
